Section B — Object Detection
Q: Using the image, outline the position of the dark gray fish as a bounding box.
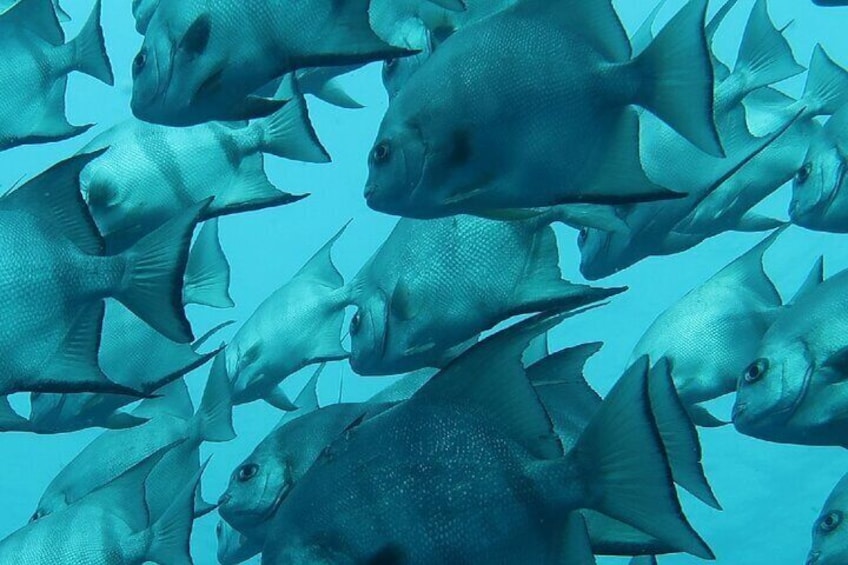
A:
[0,0,113,150]
[808,471,848,565]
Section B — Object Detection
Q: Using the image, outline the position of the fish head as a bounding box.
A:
[131,6,228,126]
[809,473,848,565]
[364,115,429,217]
[219,447,293,534]
[789,132,848,233]
[348,290,392,375]
[732,338,813,440]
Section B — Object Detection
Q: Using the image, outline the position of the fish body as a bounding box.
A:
[808,471,848,565]
[81,97,321,251]
[348,214,619,375]
[131,0,408,125]
[733,261,848,446]
[0,0,112,150]
[365,0,722,218]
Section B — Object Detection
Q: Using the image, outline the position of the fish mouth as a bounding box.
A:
[807,550,821,565]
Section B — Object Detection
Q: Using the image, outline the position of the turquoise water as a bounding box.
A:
[1,1,847,563]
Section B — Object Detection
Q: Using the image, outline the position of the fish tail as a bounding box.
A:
[255,83,330,163]
[802,45,848,116]
[565,358,715,559]
[631,0,724,157]
[69,0,114,85]
[115,200,209,344]
[143,462,205,565]
[733,0,804,93]
[183,219,234,309]
[191,352,236,443]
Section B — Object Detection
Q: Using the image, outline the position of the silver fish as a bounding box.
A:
[364,0,723,218]
[131,0,410,125]
[0,152,202,398]
[0,0,68,20]
[808,471,848,565]
[81,96,321,252]
[0,0,112,150]
[346,214,621,375]
[225,225,348,409]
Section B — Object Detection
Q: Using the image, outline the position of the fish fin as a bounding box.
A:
[53,0,70,22]
[183,219,235,309]
[551,0,629,61]
[733,0,804,93]
[143,461,205,565]
[508,225,626,317]
[257,87,330,163]
[193,485,218,519]
[34,301,146,397]
[688,403,730,428]
[213,165,308,218]
[227,96,288,121]
[705,0,743,43]
[523,332,551,368]
[293,363,325,413]
[191,353,236,442]
[135,379,195,421]
[432,334,479,368]
[103,412,149,430]
[117,200,207,343]
[0,396,30,431]
[527,343,603,388]
[801,45,848,117]
[630,557,659,565]
[586,108,685,205]
[0,0,63,45]
[630,0,666,55]
[414,312,569,460]
[192,320,235,352]
[545,204,628,233]
[649,359,721,510]
[9,123,95,149]
[294,221,349,285]
[68,0,114,85]
[555,512,596,565]
[580,510,674,556]
[632,0,724,157]
[389,279,420,321]
[295,67,365,109]
[368,369,436,404]
[791,256,824,303]
[732,211,787,233]
[713,228,784,307]
[567,358,714,559]
[265,385,298,412]
[2,151,105,255]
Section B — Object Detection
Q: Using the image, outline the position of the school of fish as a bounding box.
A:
[2,0,848,563]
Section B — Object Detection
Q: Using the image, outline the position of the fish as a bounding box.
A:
[346,213,623,375]
[260,311,714,563]
[364,0,724,219]
[807,471,848,565]
[225,224,349,410]
[32,352,235,520]
[630,230,783,427]
[813,0,848,5]
[732,256,848,447]
[132,0,159,33]
[0,443,201,564]
[0,152,204,398]
[578,1,814,280]
[0,0,113,151]
[217,519,263,565]
[81,94,321,252]
[0,0,68,20]
[131,0,412,125]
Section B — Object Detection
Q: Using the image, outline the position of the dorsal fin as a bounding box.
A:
[711,228,784,306]
[0,0,64,45]
[294,221,349,286]
[792,256,825,304]
[2,151,106,255]
[411,312,572,460]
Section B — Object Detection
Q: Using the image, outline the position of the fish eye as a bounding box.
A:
[132,49,147,77]
[578,228,588,246]
[743,358,769,384]
[819,511,843,533]
[237,463,259,482]
[797,162,813,184]
[371,141,391,165]
[30,510,43,522]
[350,311,362,336]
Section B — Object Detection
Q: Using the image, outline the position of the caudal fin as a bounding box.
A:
[801,45,848,117]
[191,352,236,443]
[564,358,714,559]
[69,0,114,85]
[183,219,235,309]
[733,0,804,93]
[144,462,206,565]
[257,83,330,163]
[116,201,208,344]
[632,0,724,157]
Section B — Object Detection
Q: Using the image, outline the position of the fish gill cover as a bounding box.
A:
[0,0,847,564]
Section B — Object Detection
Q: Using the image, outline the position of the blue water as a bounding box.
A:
[1,1,847,563]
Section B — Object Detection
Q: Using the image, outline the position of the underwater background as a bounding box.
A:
[1,0,847,563]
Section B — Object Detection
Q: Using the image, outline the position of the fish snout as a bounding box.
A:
[807,550,821,565]
[731,402,747,421]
